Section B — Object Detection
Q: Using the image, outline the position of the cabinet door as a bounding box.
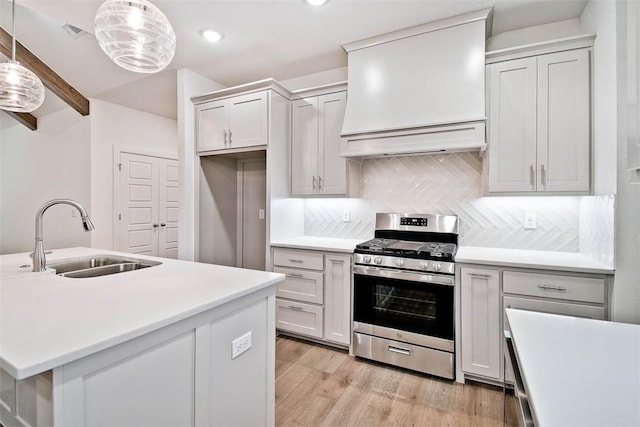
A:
[461,267,502,380]
[197,100,228,152]
[318,92,348,195]
[291,97,319,195]
[228,91,268,149]
[323,254,352,345]
[158,158,179,259]
[537,49,590,192]
[488,58,538,193]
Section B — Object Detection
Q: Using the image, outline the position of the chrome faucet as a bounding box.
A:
[32,199,95,272]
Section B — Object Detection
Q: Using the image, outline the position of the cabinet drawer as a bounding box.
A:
[504,296,606,328]
[276,299,323,339]
[503,271,605,304]
[273,248,324,271]
[274,267,324,304]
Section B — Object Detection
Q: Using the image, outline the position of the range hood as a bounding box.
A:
[340,8,493,158]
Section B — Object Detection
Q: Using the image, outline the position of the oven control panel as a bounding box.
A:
[400,217,428,227]
[354,254,455,275]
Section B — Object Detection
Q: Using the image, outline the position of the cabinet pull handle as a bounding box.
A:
[229,130,232,144]
[540,164,546,187]
[287,273,303,278]
[530,165,535,188]
[160,223,166,227]
[312,176,316,190]
[318,175,322,190]
[469,273,492,278]
[287,305,304,311]
[538,284,567,291]
[388,345,411,356]
[288,259,304,263]
[224,130,228,144]
[153,223,159,228]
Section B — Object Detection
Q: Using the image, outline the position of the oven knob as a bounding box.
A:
[396,259,405,267]
[363,255,372,263]
[432,262,442,272]
[420,261,429,270]
[373,256,383,265]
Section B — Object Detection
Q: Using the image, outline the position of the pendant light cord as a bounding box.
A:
[11,0,16,61]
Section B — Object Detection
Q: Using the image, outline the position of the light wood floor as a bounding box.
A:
[276,336,513,427]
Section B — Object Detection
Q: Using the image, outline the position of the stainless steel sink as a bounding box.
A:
[49,256,162,278]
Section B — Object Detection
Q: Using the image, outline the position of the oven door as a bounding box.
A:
[353,265,454,347]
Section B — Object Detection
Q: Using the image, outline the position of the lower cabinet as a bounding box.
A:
[272,248,352,347]
[460,267,502,380]
[460,263,611,384]
[0,289,275,427]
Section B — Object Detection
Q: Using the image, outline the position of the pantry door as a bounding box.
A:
[118,151,178,258]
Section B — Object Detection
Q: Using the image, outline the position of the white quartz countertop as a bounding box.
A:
[0,248,284,380]
[270,236,365,253]
[506,309,640,426]
[456,246,614,275]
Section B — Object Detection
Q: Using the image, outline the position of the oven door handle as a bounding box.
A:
[353,265,454,286]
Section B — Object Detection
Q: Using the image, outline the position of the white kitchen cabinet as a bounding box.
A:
[460,267,502,381]
[487,48,591,194]
[291,86,360,196]
[0,288,275,427]
[324,254,352,345]
[272,247,352,347]
[196,90,268,153]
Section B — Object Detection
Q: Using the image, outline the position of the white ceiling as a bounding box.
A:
[0,0,587,123]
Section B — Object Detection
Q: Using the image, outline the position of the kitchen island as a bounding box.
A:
[506,309,640,426]
[0,247,284,427]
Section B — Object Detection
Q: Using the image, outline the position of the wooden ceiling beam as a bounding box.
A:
[5,111,37,130]
[0,26,90,117]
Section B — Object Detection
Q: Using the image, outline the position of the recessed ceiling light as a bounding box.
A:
[200,29,224,43]
[304,0,329,6]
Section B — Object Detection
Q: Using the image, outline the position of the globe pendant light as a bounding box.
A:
[0,0,45,113]
[95,0,176,73]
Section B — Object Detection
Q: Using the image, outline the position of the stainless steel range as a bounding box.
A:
[352,213,459,380]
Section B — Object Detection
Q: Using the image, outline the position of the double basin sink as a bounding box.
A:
[49,255,162,278]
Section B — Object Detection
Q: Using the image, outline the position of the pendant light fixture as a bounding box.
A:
[0,0,45,113]
[95,0,176,74]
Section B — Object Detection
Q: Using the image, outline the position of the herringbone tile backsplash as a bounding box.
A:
[304,153,614,264]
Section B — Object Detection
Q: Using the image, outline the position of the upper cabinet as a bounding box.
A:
[487,47,591,194]
[290,85,360,197]
[193,81,287,155]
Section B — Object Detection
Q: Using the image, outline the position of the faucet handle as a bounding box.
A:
[29,251,52,259]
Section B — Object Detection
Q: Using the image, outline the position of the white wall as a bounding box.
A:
[90,99,178,250]
[581,0,618,195]
[0,108,91,254]
[280,67,348,92]
[177,69,225,261]
[486,19,583,51]
[613,0,640,324]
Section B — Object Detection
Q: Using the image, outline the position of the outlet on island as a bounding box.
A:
[231,331,252,359]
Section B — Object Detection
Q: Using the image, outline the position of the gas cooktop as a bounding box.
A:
[355,238,457,261]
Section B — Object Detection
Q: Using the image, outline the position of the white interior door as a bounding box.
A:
[158,159,180,259]
[118,153,159,256]
[237,159,266,270]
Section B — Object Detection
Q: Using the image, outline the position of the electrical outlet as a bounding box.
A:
[524,213,537,230]
[231,331,252,359]
[258,208,265,220]
[342,209,351,222]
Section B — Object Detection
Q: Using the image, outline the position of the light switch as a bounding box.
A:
[259,209,265,220]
